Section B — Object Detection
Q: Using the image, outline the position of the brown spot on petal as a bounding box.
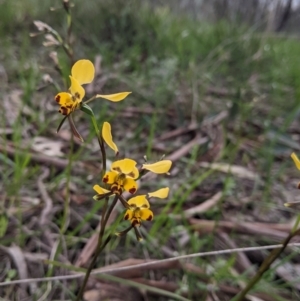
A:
[114,188,122,195]
[74,92,80,100]
[111,184,122,195]
[112,167,122,173]
[124,213,129,220]
[132,219,140,227]
[146,214,153,221]
[128,172,135,178]
[103,175,109,183]
[60,106,68,115]
[55,95,60,103]
[129,187,136,194]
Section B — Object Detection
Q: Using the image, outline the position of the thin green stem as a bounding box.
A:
[232,228,300,301]
[75,115,109,300]
[76,198,108,301]
[63,0,74,64]
[76,195,119,300]
[292,214,300,233]
[103,195,119,226]
[118,195,130,209]
[90,114,100,135]
[116,225,133,237]
[90,114,107,176]
[83,95,97,105]
[134,226,143,241]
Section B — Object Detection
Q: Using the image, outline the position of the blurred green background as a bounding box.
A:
[2,0,300,300]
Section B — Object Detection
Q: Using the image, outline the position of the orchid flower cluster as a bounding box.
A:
[55,59,131,141]
[55,59,172,241]
[93,158,171,241]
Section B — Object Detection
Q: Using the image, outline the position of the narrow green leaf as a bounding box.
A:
[56,115,68,133]
[80,103,95,117]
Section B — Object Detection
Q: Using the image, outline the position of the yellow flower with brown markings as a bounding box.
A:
[124,187,169,227]
[55,60,94,115]
[54,59,131,116]
[94,158,139,196]
[124,195,153,227]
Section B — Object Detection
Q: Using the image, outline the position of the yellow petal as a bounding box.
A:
[69,76,85,103]
[71,59,95,85]
[124,209,133,221]
[95,92,131,102]
[128,195,149,208]
[112,158,137,174]
[102,171,118,185]
[128,166,139,179]
[148,187,169,199]
[93,184,110,195]
[291,153,300,170]
[55,92,74,115]
[142,160,172,174]
[123,178,138,194]
[55,92,73,106]
[140,208,154,221]
[102,122,118,155]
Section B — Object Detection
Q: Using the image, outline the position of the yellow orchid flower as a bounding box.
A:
[142,160,172,174]
[124,187,169,227]
[55,59,94,115]
[98,158,139,195]
[93,159,172,198]
[124,195,153,227]
[54,59,131,116]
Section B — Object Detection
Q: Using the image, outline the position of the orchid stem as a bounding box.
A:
[103,195,119,226]
[232,228,300,301]
[62,0,74,64]
[292,214,300,233]
[76,196,118,300]
[83,96,96,105]
[90,114,107,176]
[76,198,108,301]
